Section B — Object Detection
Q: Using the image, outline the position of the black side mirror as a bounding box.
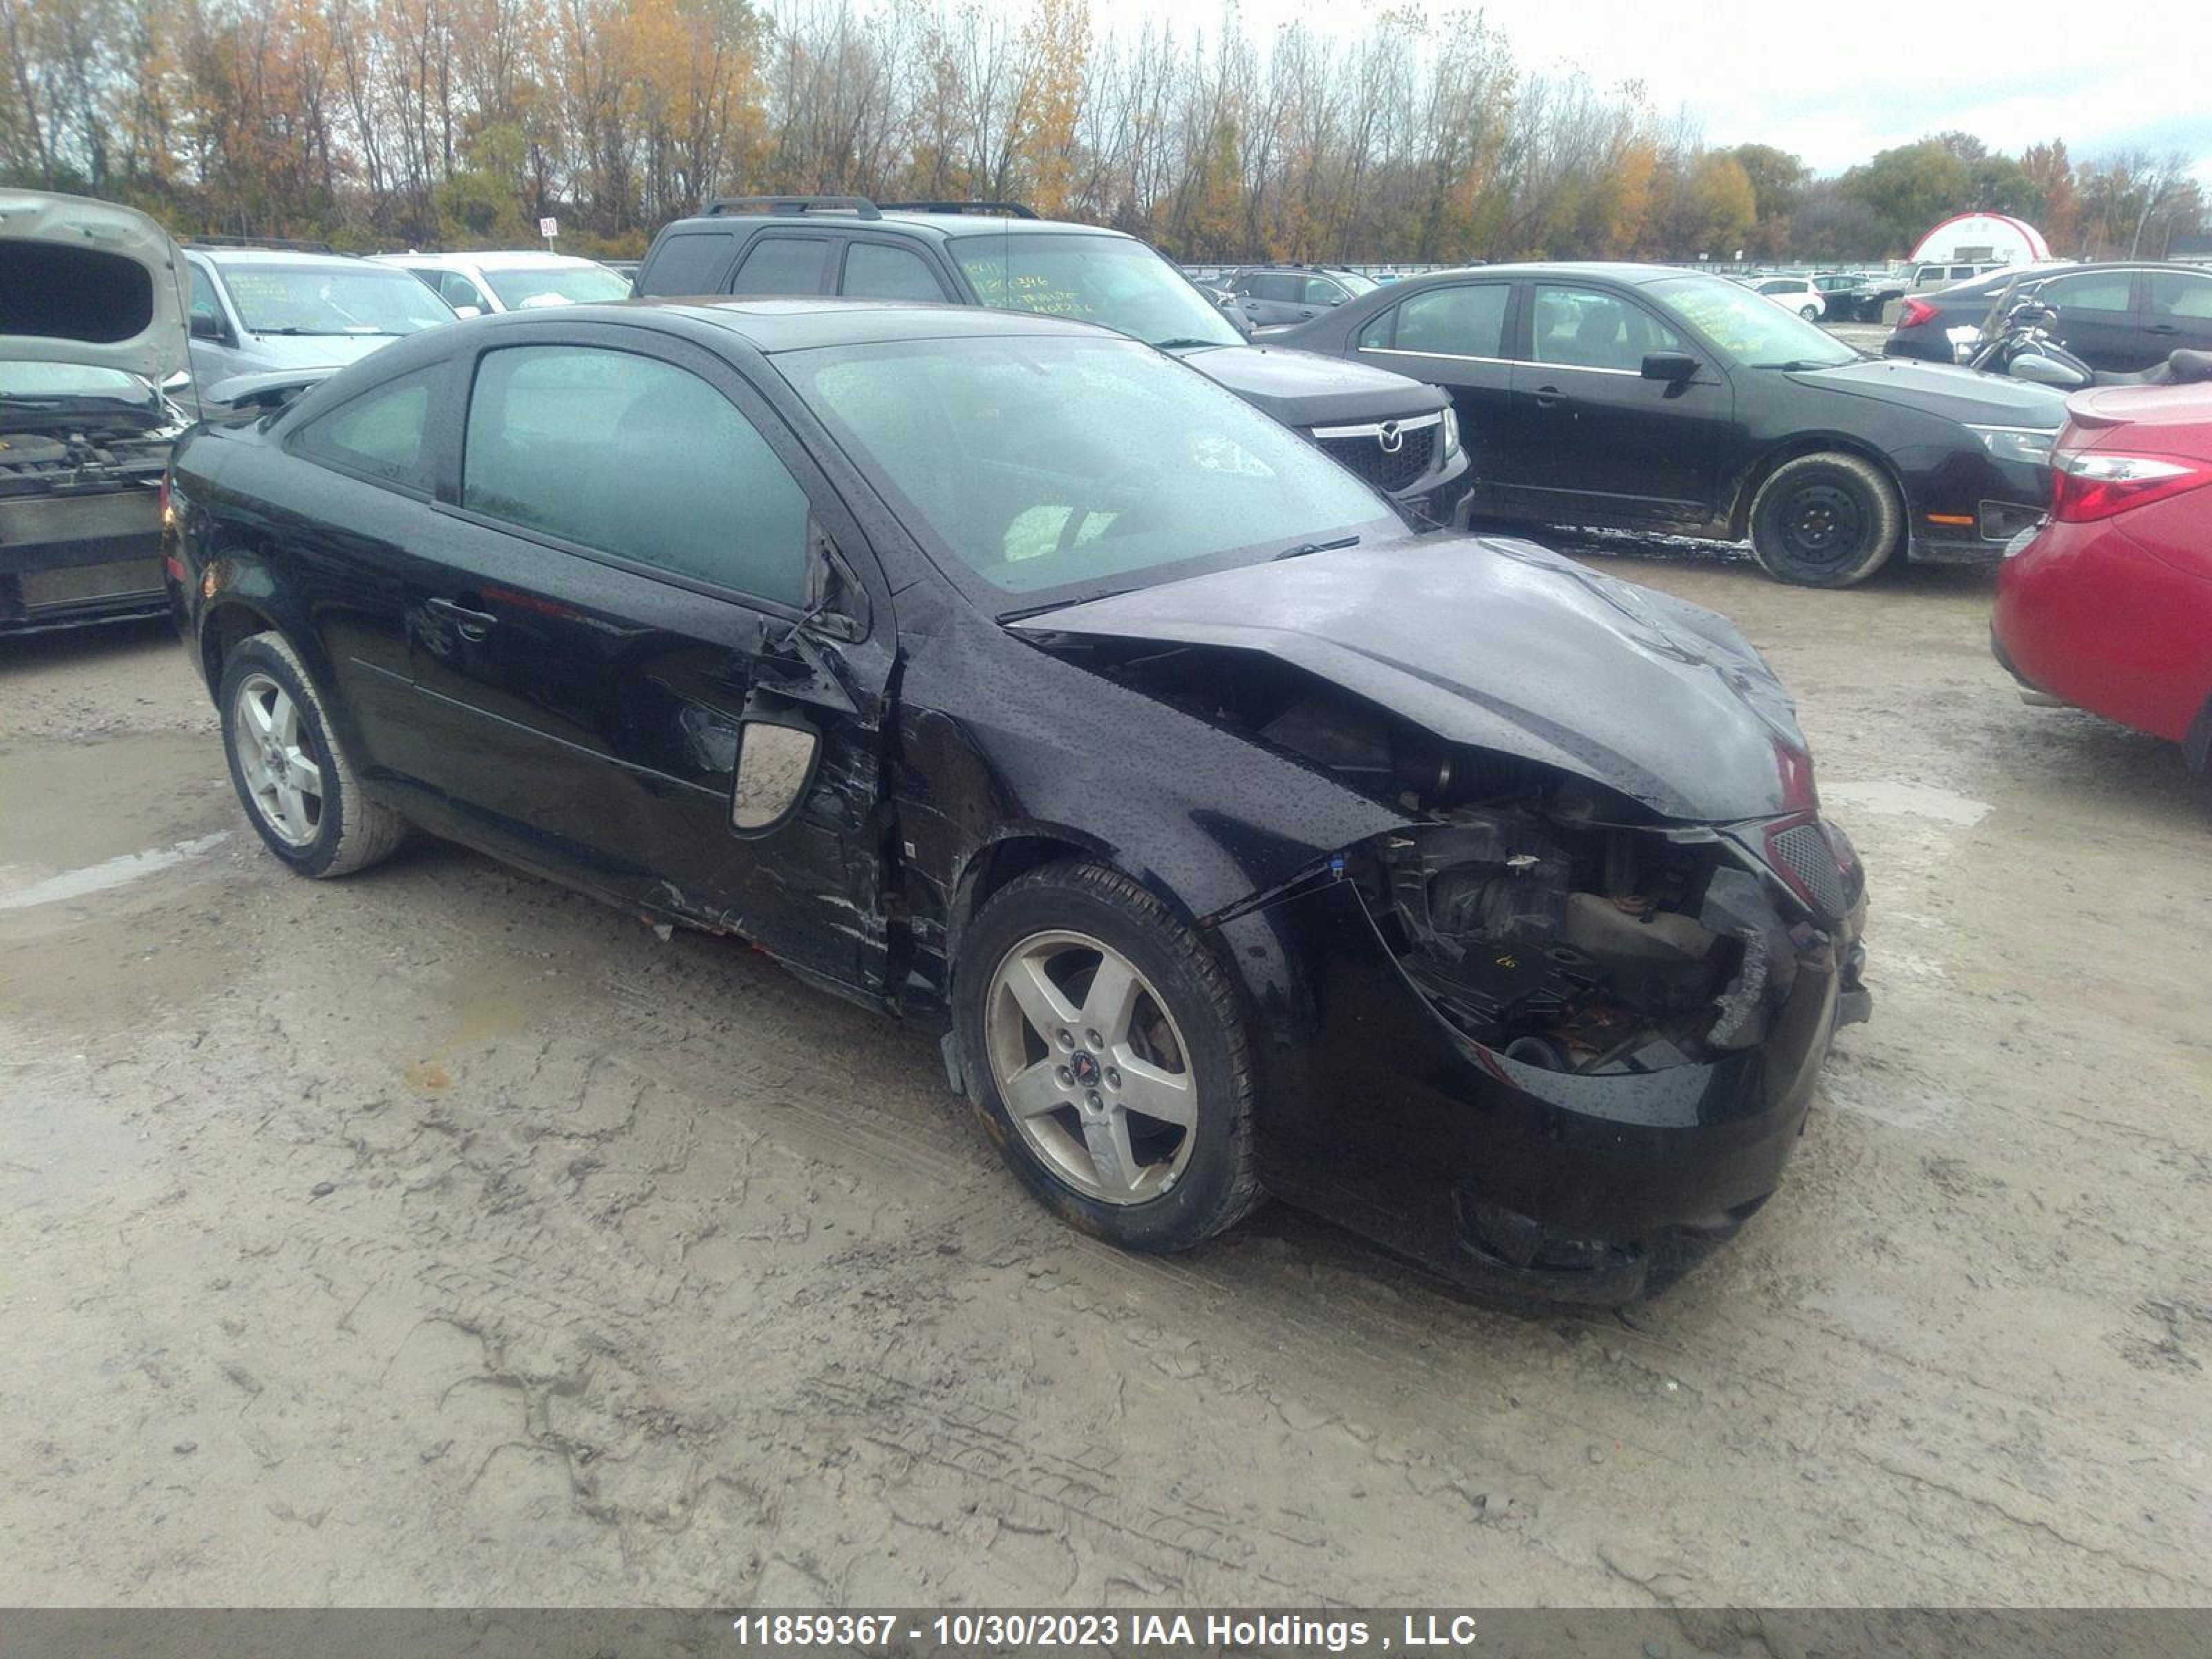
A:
[730,697,823,835]
[1641,351,1699,382]
[189,312,227,342]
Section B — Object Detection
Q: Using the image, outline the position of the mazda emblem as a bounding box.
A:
[1378,421,1403,453]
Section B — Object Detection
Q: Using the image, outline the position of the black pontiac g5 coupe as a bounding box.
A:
[165,298,1871,1304]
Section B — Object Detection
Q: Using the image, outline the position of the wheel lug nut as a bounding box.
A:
[1085,1029,1103,1049]
[1056,1066,1074,1087]
[1085,1091,1103,1112]
[1056,1029,1074,1049]
[1105,1068,1121,1090]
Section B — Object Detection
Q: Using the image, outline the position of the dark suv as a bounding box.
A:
[1223,264,1380,328]
[1886,263,2212,371]
[634,198,1468,517]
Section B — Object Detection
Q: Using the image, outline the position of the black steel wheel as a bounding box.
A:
[1749,452,1903,588]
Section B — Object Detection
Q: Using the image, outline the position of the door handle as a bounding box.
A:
[2145,323,2180,335]
[426,596,498,640]
[1531,384,1569,409]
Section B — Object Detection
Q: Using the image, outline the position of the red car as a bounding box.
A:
[1994,382,2212,779]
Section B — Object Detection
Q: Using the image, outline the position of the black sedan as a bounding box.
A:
[165,299,1869,1304]
[1885,261,2212,373]
[1264,263,2069,585]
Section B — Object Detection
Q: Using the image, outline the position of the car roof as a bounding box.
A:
[662,208,1130,245]
[1378,262,1717,288]
[489,295,1117,353]
[375,250,608,270]
[189,246,371,269]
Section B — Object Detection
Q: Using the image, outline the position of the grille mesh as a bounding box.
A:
[1770,821,1847,920]
[1315,424,1436,494]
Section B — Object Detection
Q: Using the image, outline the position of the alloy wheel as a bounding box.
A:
[983,929,1197,1204]
[231,672,326,846]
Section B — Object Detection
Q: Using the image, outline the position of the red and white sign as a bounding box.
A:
[538,216,559,240]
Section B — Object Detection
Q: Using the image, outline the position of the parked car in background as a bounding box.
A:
[0,190,190,633]
[1906,259,2012,294]
[371,250,632,315]
[1224,264,1380,328]
[1994,381,2212,782]
[1265,261,2068,585]
[183,242,456,395]
[1888,262,2212,372]
[164,297,1868,1303]
[633,196,1468,518]
[1810,270,1903,324]
[1749,276,1825,321]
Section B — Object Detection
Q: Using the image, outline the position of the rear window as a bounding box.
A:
[731,236,827,296]
[642,231,737,294]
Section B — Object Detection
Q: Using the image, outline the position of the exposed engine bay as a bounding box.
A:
[1046,635,1823,1075]
[0,425,176,497]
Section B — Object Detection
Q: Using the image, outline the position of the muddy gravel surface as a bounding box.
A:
[3,545,2207,1609]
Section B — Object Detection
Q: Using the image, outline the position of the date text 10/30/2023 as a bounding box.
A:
[727,1613,1484,1651]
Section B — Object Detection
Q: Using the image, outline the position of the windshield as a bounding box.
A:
[481,263,632,309]
[949,233,1244,349]
[218,263,456,335]
[1337,271,1379,296]
[0,362,149,402]
[781,334,1395,612]
[1647,275,1857,368]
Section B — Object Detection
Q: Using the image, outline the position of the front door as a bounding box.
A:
[2035,268,2144,371]
[2143,268,2212,362]
[1498,282,1731,531]
[400,329,892,991]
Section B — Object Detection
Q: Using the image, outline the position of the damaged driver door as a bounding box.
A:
[403,328,894,995]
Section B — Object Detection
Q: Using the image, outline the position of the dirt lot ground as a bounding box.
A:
[3,542,2208,1609]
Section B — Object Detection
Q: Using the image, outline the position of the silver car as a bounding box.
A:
[182,243,456,397]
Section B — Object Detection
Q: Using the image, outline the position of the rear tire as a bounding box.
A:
[1799,303,1821,321]
[1749,451,1902,588]
[218,630,406,878]
[954,861,1262,1253]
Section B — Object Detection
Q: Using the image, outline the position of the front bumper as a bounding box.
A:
[0,485,166,634]
[1232,874,1866,1305]
[1898,444,2050,565]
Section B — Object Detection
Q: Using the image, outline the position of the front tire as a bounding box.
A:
[955,861,1262,1253]
[218,630,406,878]
[1748,451,1902,588]
[1799,303,1821,321]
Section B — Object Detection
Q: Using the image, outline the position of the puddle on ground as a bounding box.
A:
[1820,780,1992,827]
[0,833,229,910]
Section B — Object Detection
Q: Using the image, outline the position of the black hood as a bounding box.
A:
[1794,356,2068,427]
[1174,342,1448,428]
[1013,535,1811,823]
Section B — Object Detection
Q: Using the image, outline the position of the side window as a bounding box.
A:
[1302,276,1346,305]
[1357,307,1395,350]
[1756,279,1790,295]
[1228,272,1261,297]
[841,242,948,301]
[189,263,225,328]
[2042,272,2134,315]
[462,345,812,606]
[293,365,440,489]
[1531,285,1682,372]
[642,231,737,294]
[1387,283,1509,357]
[730,236,827,297]
[2146,272,2212,319]
[436,272,488,312]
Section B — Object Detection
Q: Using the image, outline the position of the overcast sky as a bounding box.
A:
[1111,0,2212,184]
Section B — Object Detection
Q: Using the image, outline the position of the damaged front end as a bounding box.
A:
[1363,796,1865,1080]
[1013,534,1871,1300]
